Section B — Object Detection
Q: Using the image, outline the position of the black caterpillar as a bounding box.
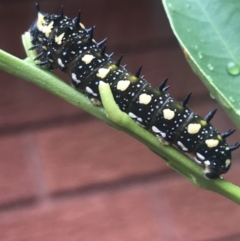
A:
[29,3,239,179]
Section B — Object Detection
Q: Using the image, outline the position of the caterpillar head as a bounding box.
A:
[195,141,239,179]
[29,3,63,42]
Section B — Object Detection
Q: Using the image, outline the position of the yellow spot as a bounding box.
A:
[42,46,47,50]
[187,123,201,134]
[139,93,152,105]
[97,68,110,79]
[217,134,223,141]
[81,54,95,64]
[44,21,54,37]
[163,109,175,120]
[55,32,65,45]
[205,139,219,148]
[37,13,54,38]
[37,12,46,31]
[80,23,85,29]
[225,147,230,150]
[225,159,231,168]
[200,120,207,126]
[117,80,131,91]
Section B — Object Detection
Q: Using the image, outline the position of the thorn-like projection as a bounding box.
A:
[135,66,142,78]
[29,44,39,50]
[97,38,107,48]
[141,75,145,78]
[229,142,240,152]
[89,26,94,41]
[35,3,40,12]
[163,86,170,91]
[34,52,44,61]
[108,52,114,58]
[37,61,49,67]
[86,25,96,33]
[74,11,81,26]
[204,109,217,123]
[123,64,127,68]
[116,54,123,66]
[221,129,236,139]
[101,46,106,56]
[60,5,64,17]
[158,78,168,91]
[181,92,192,107]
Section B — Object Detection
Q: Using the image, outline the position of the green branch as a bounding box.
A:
[0,32,239,204]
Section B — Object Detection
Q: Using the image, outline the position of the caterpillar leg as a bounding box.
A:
[156,135,170,145]
[90,97,102,106]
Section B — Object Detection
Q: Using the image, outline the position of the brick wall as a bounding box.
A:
[0,1,240,240]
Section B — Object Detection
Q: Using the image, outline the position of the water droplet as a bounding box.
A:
[168,3,175,12]
[207,64,214,71]
[229,96,235,103]
[194,45,198,50]
[189,174,197,185]
[236,109,240,116]
[226,61,240,76]
[198,52,203,59]
[210,93,215,99]
[186,4,190,9]
[186,28,192,33]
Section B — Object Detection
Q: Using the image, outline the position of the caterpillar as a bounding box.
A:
[29,3,239,179]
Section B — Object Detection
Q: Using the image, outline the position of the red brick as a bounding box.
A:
[34,119,168,194]
[0,73,82,130]
[150,168,240,241]
[0,186,163,241]
[0,135,37,205]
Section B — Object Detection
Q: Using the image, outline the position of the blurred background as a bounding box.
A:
[1,0,240,240]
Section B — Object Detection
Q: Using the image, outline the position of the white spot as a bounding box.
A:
[163,109,175,120]
[196,152,205,160]
[225,159,231,168]
[177,141,188,151]
[55,32,65,45]
[187,123,201,134]
[204,161,211,176]
[81,54,95,64]
[137,117,143,122]
[86,86,97,96]
[205,139,219,148]
[128,112,137,119]
[194,157,202,164]
[139,93,152,105]
[97,68,110,79]
[71,73,81,84]
[117,80,131,91]
[151,126,166,138]
[204,160,211,166]
[58,58,65,68]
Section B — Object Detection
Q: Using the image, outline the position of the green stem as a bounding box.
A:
[0,32,239,204]
[99,82,240,205]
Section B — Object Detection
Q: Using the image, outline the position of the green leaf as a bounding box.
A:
[162,0,240,128]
